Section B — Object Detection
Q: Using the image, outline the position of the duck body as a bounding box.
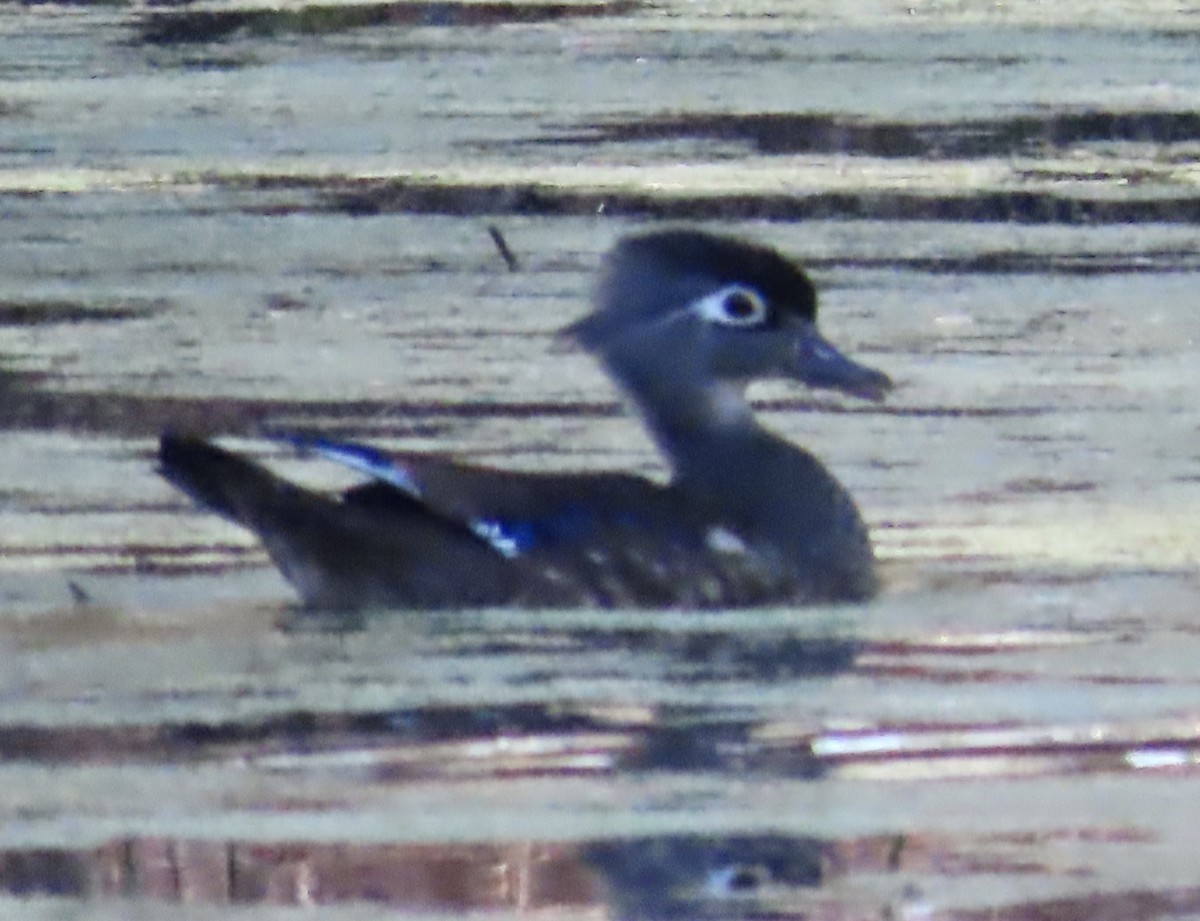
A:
[159,229,892,611]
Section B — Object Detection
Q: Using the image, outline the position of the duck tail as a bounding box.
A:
[159,433,383,606]
[159,433,294,525]
[157,433,524,609]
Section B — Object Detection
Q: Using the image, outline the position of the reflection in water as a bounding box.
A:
[584,834,824,920]
[0,838,596,908]
[280,606,863,681]
[550,629,861,683]
[9,830,1200,919]
[0,833,827,916]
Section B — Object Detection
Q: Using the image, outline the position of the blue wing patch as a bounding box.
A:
[467,504,601,559]
[469,518,537,559]
[276,441,667,563]
[280,435,422,497]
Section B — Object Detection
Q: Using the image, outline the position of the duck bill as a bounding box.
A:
[794,325,893,402]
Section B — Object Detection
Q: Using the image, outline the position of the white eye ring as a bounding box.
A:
[692,285,770,328]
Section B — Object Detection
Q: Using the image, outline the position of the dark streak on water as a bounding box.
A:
[531,110,1200,159]
[0,370,1055,437]
[816,251,1200,275]
[136,0,641,44]
[284,177,1200,225]
[0,299,168,326]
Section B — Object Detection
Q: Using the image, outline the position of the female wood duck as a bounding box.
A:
[159,228,893,610]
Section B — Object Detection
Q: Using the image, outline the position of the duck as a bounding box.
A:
[159,228,893,610]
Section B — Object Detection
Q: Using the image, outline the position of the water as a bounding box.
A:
[1,1,1199,918]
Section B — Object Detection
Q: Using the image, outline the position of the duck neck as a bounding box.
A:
[601,357,764,478]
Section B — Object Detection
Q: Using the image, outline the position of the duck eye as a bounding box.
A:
[694,285,770,328]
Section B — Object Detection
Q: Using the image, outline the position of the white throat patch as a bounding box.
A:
[704,382,754,428]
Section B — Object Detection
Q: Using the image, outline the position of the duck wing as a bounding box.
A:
[160,434,791,610]
[300,436,792,607]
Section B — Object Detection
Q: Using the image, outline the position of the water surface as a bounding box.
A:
[1,1,1199,918]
